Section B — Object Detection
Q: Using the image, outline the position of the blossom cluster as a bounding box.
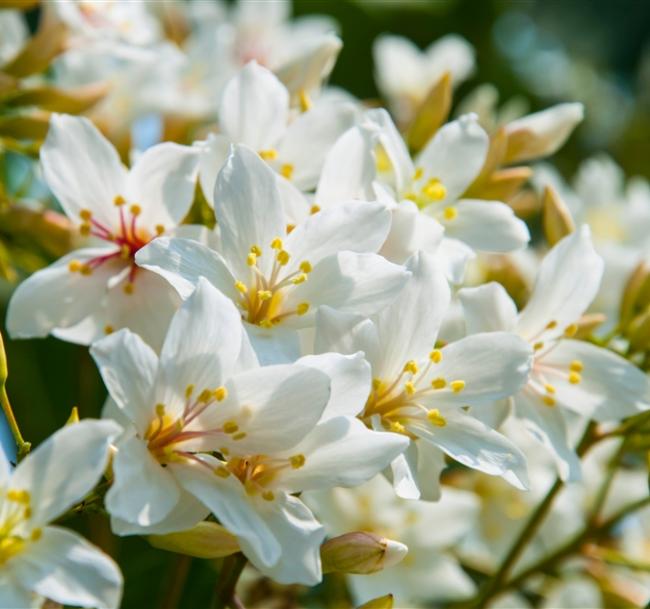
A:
[1,2,650,608]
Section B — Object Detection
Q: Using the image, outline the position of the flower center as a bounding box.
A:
[233,237,312,327]
[403,168,448,210]
[0,489,41,565]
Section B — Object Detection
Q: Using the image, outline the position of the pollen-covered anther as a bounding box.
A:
[450,380,465,393]
[403,360,418,375]
[80,209,92,221]
[79,223,91,236]
[429,349,443,363]
[404,381,416,396]
[223,421,239,434]
[564,323,578,337]
[427,408,447,427]
[258,149,278,160]
[276,250,290,265]
[299,261,312,274]
[546,320,558,329]
[299,89,312,113]
[114,195,126,207]
[270,237,283,250]
[389,421,406,434]
[443,206,457,221]
[214,386,228,402]
[129,204,141,216]
[262,490,275,501]
[289,454,306,469]
[235,281,248,294]
[155,403,166,417]
[280,164,294,180]
[80,263,92,276]
[214,466,230,478]
[570,360,583,372]
[232,432,246,441]
[247,252,257,266]
[568,372,581,384]
[296,302,310,315]
[542,395,556,407]
[431,377,446,390]
[310,204,320,215]
[104,325,114,334]
[7,489,30,504]
[292,273,307,285]
[533,341,544,351]
[185,384,194,398]
[258,290,272,301]
[155,224,165,236]
[412,167,424,181]
[198,389,213,403]
[372,378,383,391]
[30,528,42,541]
[422,178,446,201]
[123,282,134,295]
[545,384,556,394]
[68,260,82,273]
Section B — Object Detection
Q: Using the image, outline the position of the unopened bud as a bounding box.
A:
[542,185,575,247]
[573,313,607,339]
[357,594,394,609]
[621,261,650,328]
[626,306,650,353]
[321,531,407,575]
[407,71,452,153]
[148,521,240,559]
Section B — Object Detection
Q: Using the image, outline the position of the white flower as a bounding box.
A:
[0,9,27,65]
[6,114,199,350]
[91,278,407,585]
[0,420,122,609]
[459,227,650,480]
[315,251,531,500]
[137,144,410,363]
[305,475,479,607]
[196,61,356,199]
[373,33,475,125]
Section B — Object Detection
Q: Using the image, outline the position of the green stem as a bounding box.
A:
[212,553,247,609]
[472,422,597,609]
[159,554,192,609]
[0,331,29,459]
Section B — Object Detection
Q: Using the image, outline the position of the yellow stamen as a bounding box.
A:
[223,421,239,434]
[422,178,446,201]
[235,281,248,294]
[68,260,81,273]
[404,381,416,395]
[429,349,443,363]
[214,466,230,478]
[543,395,556,407]
[412,167,424,181]
[123,282,134,295]
[403,360,418,375]
[155,224,165,236]
[232,432,247,441]
[568,372,581,384]
[276,250,290,265]
[185,384,194,398]
[427,409,447,427]
[299,89,312,113]
[247,253,257,266]
[104,325,114,334]
[270,238,283,250]
[310,204,320,215]
[431,378,446,390]
[130,204,141,216]
[533,341,544,351]
[296,302,310,316]
[79,208,92,221]
[570,360,583,372]
[114,195,126,207]
[262,490,275,501]
[258,290,272,301]
[292,273,307,285]
[299,261,312,274]
[443,206,457,221]
[564,324,578,337]
[545,384,556,394]
[280,164,294,180]
[450,380,465,393]
[258,149,278,161]
[289,454,306,469]
[214,386,228,402]
[250,245,262,257]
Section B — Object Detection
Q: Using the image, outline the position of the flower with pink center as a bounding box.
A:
[6,114,199,350]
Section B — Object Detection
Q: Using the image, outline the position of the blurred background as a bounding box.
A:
[2,0,650,606]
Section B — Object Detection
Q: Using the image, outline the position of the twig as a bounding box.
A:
[212,553,247,609]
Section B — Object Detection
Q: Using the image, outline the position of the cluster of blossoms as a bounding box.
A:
[1,2,650,608]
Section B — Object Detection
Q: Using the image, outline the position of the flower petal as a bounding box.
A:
[12,420,120,526]
[91,329,158,435]
[458,282,518,333]
[106,435,180,527]
[517,226,603,341]
[12,526,122,609]
[127,142,199,230]
[441,199,530,252]
[278,417,408,492]
[40,114,127,226]
[219,61,289,150]
[196,134,232,207]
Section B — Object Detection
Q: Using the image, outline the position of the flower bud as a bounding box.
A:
[573,313,607,339]
[148,521,240,559]
[321,531,408,575]
[626,306,650,353]
[407,71,452,153]
[621,261,650,328]
[542,185,575,246]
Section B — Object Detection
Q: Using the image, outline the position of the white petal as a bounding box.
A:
[6,248,121,340]
[136,236,237,300]
[413,439,447,501]
[154,278,243,417]
[436,237,475,284]
[90,329,158,435]
[297,352,371,420]
[40,114,127,226]
[244,324,301,366]
[12,420,120,525]
[213,145,285,279]
[278,101,357,191]
[214,365,331,454]
[315,125,377,207]
[517,226,603,341]
[387,439,421,500]
[442,199,530,252]
[408,409,529,489]
[416,114,488,202]
[424,34,475,85]
[0,575,36,609]
[374,251,450,379]
[459,282,518,334]
[127,142,198,230]
[424,332,532,406]
[379,201,444,265]
[542,339,650,422]
[514,392,581,482]
[196,134,232,207]
[106,435,180,527]
[286,252,410,319]
[278,417,408,492]
[373,35,425,105]
[170,458,281,568]
[219,61,289,150]
[284,201,391,270]
[12,526,122,609]
[314,307,382,370]
[249,493,325,585]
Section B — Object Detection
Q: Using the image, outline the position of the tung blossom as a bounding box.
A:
[6,114,199,350]
[0,420,122,609]
[459,227,650,480]
[314,251,532,500]
[91,279,407,584]
[137,144,409,363]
